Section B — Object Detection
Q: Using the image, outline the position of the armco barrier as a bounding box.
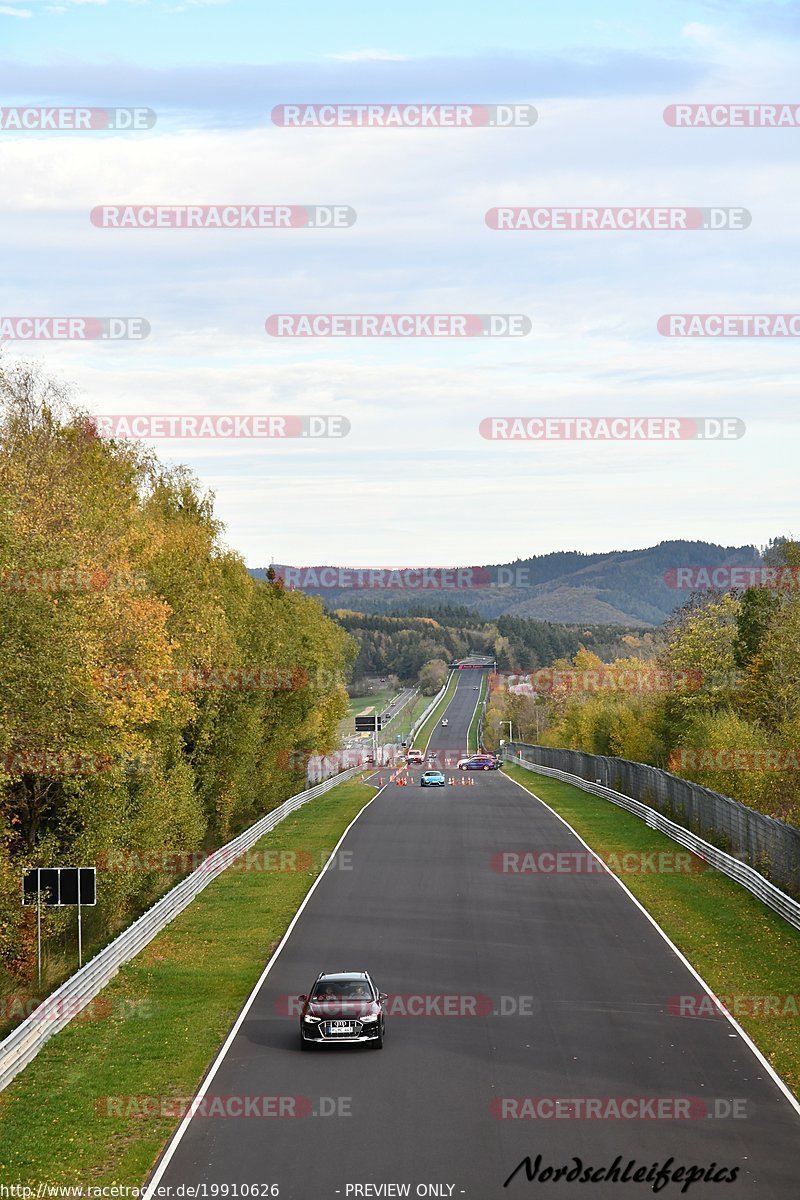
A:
[407,674,452,745]
[505,742,800,896]
[0,767,360,1093]
[504,752,800,933]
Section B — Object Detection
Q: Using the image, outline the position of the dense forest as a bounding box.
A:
[336,606,657,684]
[484,541,800,828]
[0,362,354,979]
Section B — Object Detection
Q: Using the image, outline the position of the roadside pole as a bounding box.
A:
[37,884,42,987]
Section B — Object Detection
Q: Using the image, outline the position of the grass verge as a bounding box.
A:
[415,672,460,749]
[504,763,800,1098]
[382,691,427,744]
[348,689,394,719]
[337,688,397,741]
[466,672,488,753]
[0,775,376,1188]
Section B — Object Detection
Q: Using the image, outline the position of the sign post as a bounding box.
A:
[354,715,383,732]
[22,866,97,974]
[355,714,382,767]
[36,887,42,987]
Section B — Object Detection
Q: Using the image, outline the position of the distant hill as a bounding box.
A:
[250,541,763,627]
[326,609,656,683]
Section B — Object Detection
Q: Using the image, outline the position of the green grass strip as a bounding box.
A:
[504,764,800,1099]
[347,689,395,719]
[383,691,427,744]
[415,672,460,750]
[466,672,488,753]
[0,776,376,1189]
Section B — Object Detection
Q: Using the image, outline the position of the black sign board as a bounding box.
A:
[22,866,96,907]
[355,715,382,732]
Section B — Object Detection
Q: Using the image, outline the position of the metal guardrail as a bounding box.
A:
[506,742,800,895]
[378,686,419,742]
[0,767,360,1093]
[504,753,800,933]
[407,675,451,744]
[476,677,490,752]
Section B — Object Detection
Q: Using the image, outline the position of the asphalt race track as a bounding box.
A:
[147,670,800,1199]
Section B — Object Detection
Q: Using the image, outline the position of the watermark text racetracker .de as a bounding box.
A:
[664,102,800,127]
[276,992,538,1018]
[668,993,800,1019]
[669,747,800,772]
[94,1094,351,1118]
[0,318,149,340]
[0,107,155,130]
[479,417,744,441]
[94,665,306,693]
[265,314,530,337]
[96,847,354,875]
[272,103,537,127]
[664,564,800,590]
[0,568,145,593]
[485,206,750,230]
[90,206,355,229]
[492,1096,747,1119]
[0,750,129,777]
[272,565,531,589]
[1,995,153,1024]
[658,314,800,337]
[491,850,707,876]
[92,415,348,439]
[490,668,704,694]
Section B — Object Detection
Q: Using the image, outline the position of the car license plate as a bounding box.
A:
[326,1021,355,1034]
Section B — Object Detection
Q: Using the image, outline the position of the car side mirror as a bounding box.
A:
[298,995,307,1002]
[379,993,388,1002]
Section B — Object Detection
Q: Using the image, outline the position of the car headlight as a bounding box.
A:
[360,1013,378,1023]
[303,1014,321,1022]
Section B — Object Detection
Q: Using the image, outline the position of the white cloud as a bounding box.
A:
[681,22,716,42]
[0,37,797,562]
[169,0,231,12]
[327,49,411,62]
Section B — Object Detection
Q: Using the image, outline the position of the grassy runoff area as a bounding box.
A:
[383,691,427,744]
[337,688,396,740]
[0,775,376,1189]
[466,671,488,754]
[414,670,461,750]
[504,763,800,1099]
[348,689,395,719]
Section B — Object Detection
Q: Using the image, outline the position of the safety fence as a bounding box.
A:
[0,767,360,1093]
[504,747,800,932]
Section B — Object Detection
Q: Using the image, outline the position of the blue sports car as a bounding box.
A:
[420,769,446,787]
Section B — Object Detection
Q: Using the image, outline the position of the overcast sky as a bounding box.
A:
[0,0,798,567]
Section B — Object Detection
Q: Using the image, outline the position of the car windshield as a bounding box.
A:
[311,979,373,1001]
